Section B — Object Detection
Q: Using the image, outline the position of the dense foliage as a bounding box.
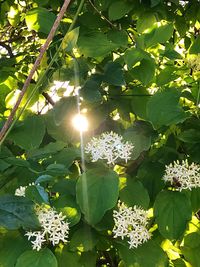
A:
[0,0,200,266]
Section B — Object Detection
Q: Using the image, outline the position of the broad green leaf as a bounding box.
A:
[151,0,161,7]
[53,195,81,226]
[190,188,200,212]
[171,258,187,267]
[181,232,200,267]
[0,84,10,112]
[147,89,189,129]
[108,1,133,21]
[35,174,53,184]
[189,36,200,54]
[79,12,107,29]
[79,252,97,267]
[118,240,168,267]
[27,141,66,159]
[123,121,153,160]
[120,179,150,209]
[0,195,39,230]
[178,129,200,143]
[25,185,49,204]
[107,30,128,47]
[124,48,149,69]
[144,23,174,47]
[103,62,125,86]
[62,27,79,52]
[136,13,156,33]
[154,191,192,239]
[156,67,178,86]
[76,167,119,225]
[52,179,76,196]
[130,87,150,119]
[16,248,58,267]
[80,80,102,103]
[137,162,165,202]
[45,97,78,142]
[130,58,155,85]
[46,147,81,168]
[55,247,81,267]
[78,31,118,58]
[0,231,31,267]
[70,224,98,251]
[0,159,11,171]
[8,116,45,150]
[25,8,56,34]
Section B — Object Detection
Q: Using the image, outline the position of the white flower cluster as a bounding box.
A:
[163,159,200,191]
[25,205,69,251]
[15,183,35,197]
[187,54,200,72]
[113,202,151,249]
[85,131,134,165]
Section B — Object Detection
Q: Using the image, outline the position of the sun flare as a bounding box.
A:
[72,114,89,132]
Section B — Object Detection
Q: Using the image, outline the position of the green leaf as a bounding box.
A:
[16,248,58,267]
[25,185,49,204]
[120,179,150,209]
[190,188,200,212]
[8,116,45,150]
[130,58,155,85]
[27,141,66,159]
[108,1,133,21]
[0,195,39,230]
[151,0,161,7]
[124,48,149,69]
[76,167,119,225]
[103,62,125,86]
[181,232,200,267]
[62,27,79,52]
[189,36,200,54]
[35,174,53,184]
[130,87,150,120]
[154,191,192,239]
[178,129,200,143]
[107,30,128,47]
[147,89,189,129]
[55,247,81,267]
[144,23,174,47]
[53,195,81,226]
[25,8,56,34]
[137,162,165,202]
[123,121,153,160]
[70,224,98,251]
[0,231,31,267]
[136,13,156,33]
[118,240,168,267]
[80,79,102,103]
[156,67,178,86]
[78,31,117,58]
[45,97,78,142]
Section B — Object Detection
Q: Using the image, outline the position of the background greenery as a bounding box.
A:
[0,0,200,266]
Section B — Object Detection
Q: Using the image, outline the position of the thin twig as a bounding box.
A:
[42,92,55,106]
[88,0,115,28]
[0,42,14,58]
[0,0,72,143]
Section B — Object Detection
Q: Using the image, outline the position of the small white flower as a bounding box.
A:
[15,183,35,197]
[25,205,70,251]
[163,159,200,191]
[85,131,134,165]
[25,231,46,251]
[113,202,151,249]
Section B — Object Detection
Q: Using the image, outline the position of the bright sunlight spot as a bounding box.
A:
[72,114,89,132]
